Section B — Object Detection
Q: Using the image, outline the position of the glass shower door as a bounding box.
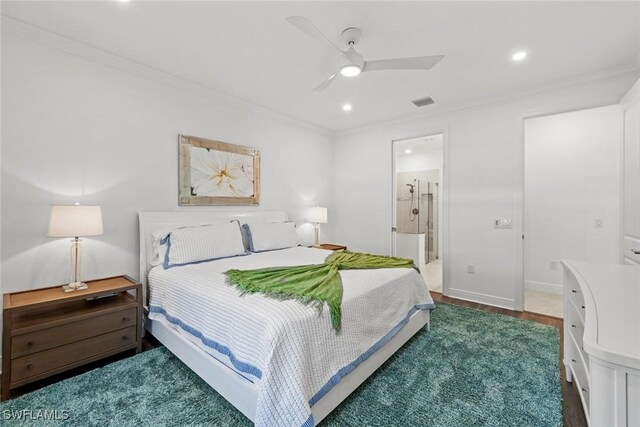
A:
[420,181,438,264]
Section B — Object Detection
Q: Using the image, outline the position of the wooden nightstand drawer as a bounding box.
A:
[11,326,137,386]
[3,275,142,400]
[11,307,137,359]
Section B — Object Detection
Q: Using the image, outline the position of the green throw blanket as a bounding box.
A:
[225,250,416,332]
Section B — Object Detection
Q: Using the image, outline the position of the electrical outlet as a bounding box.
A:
[467,264,475,274]
[550,261,559,271]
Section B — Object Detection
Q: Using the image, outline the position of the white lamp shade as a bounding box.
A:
[308,206,328,224]
[48,205,104,237]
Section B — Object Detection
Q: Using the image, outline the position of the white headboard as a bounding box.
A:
[138,210,289,305]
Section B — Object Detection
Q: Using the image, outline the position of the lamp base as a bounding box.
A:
[63,282,88,293]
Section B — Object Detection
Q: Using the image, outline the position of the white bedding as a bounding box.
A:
[148,246,434,427]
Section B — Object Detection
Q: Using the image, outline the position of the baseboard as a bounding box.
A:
[524,280,563,295]
[445,288,515,310]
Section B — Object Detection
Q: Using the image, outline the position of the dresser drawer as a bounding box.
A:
[568,335,590,411]
[567,302,587,360]
[11,307,137,359]
[11,326,136,385]
[568,286,586,314]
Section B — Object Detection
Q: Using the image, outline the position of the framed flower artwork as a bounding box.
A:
[178,135,260,205]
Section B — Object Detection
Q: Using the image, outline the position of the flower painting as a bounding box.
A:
[190,147,254,197]
[179,135,260,205]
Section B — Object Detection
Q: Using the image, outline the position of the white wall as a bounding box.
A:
[333,72,638,309]
[397,151,443,173]
[524,106,623,294]
[1,34,335,294]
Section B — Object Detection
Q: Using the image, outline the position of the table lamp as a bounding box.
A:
[48,205,103,292]
[308,206,327,246]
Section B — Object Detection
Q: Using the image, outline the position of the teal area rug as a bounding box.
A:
[1,303,562,426]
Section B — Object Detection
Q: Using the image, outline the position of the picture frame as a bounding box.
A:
[178,134,260,206]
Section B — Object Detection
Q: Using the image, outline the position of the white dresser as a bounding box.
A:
[561,261,640,426]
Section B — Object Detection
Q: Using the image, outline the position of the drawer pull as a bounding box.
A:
[27,364,33,370]
[581,387,588,393]
[26,342,33,348]
[122,335,129,341]
[581,305,585,309]
[571,358,576,363]
[571,324,576,328]
[631,248,640,255]
[122,317,129,322]
[571,290,577,293]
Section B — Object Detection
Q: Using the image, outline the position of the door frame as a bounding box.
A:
[516,103,622,311]
[391,127,451,295]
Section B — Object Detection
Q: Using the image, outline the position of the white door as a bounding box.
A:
[622,79,640,266]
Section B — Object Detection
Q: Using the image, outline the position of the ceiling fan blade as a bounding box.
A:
[286,16,344,53]
[312,71,339,92]
[363,55,444,72]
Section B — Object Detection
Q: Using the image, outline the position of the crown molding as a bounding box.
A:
[624,47,640,109]
[621,71,640,110]
[337,62,640,137]
[4,14,638,139]
[1,15,334,138]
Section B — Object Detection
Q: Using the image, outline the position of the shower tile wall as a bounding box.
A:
[396,170,439,234]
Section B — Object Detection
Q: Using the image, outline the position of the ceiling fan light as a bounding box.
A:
[340,65,361,77]
[512,51,527,61]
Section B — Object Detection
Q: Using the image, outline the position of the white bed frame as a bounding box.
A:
[139,210,430,425]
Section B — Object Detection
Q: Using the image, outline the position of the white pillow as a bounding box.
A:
[243,222,299,252]
[151,222,229,266]
[150,230,171,267]
[164,222,247,268]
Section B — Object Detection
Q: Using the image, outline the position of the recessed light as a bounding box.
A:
[117,0,131,2]
[340,65,361,77]
[405,149,412,154]
[342,104,353,112]
[512,51,527,62]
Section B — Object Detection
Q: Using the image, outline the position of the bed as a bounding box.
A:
[139,211,434,427]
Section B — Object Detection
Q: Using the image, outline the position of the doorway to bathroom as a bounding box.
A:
[392,133,444,293]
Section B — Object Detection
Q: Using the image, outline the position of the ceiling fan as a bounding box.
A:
[286,16,444,92]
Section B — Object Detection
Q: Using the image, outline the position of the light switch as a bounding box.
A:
[467,264,475,274]
[494,218,512,229]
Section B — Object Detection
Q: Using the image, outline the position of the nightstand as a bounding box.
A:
[1,275,142,401]
[314,244,347,251]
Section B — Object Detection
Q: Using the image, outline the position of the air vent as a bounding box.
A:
[411,96,435,107]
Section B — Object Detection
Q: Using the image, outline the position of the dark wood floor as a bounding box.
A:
[5,293,586,426]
